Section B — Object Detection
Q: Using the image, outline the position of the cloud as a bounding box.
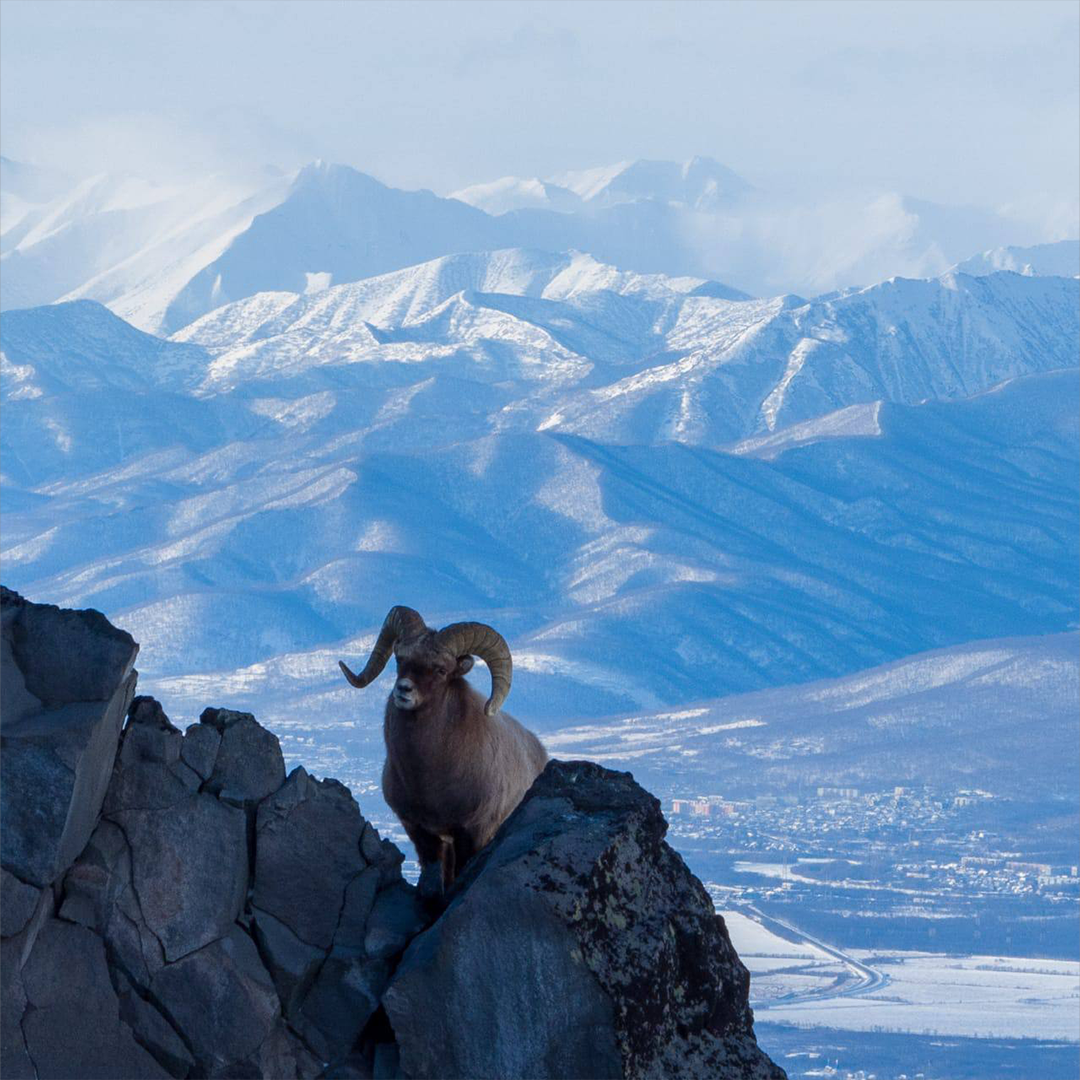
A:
[453,21,582,77]
[9,108,317,186]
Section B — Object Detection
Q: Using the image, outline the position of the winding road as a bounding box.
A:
[736,903,890,1005]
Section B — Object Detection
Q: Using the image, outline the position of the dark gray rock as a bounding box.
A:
[323,1052,376,1079]
[372,1043,400,1080]
[248,767,419,1064]
[1,868,41,938]
[150,926,281,1074]
[20,917,168,1079]
[58,818,164,987]
[58,817,130,927]
[363,880,429,962]
[1,586,139,889]
[332,866,381,958]
[247,1020,323,1080]
[198,706,255,733]
[251,905,325,1018]
[103,696,193,814]
[1,585,138,708]
[113,791,248,962]
[359,821,383,863]
[0,625,42,728]
[118,988,196,1077]
[0,937,34,1080]
[253,766,365,950]
[383,760,786,1080]
[384,887,622,1080]
[7,878,55,970]
[1,674,136,887]
[205,713,285,806]
[181,720,222,780]
[2,590,781,1080]
[298,954,392,1064]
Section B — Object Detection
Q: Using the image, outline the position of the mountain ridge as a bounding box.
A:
[5,156,1070,332]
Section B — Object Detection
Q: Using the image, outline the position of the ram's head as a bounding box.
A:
[339,605,512,716]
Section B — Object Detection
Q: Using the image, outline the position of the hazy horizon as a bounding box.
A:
[2,0,1077,229]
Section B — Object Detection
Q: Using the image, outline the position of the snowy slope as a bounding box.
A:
[3,156,1062,333]
[549,156,753,209]
[0,301,246,492]
[171,255,1078,443]
[0,166,289,330]
[115,363,1077,736]
[448,176,583,215]
[1,299,210,395]
[0,157,72,235]
[3,274,1076,720]
[454,157,751,214]
[0,156,71,204]
[163,162,751,334]
[544,632,1080,801]
[159,162,513,334]
[953,239,1080,278]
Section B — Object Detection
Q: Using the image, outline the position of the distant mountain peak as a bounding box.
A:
[549,155,751,209]
[456,156,753,216]
[290,159,391,195]
[448,175,583,216]
[951,239,1080,279]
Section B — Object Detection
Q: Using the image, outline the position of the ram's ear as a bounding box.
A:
[455,655,475,677]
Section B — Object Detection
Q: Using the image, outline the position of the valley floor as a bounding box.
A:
[689,904,1080,1078]
[720,906,1079,1042]
[755,1024,1080,1080]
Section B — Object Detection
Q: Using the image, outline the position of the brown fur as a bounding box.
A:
[379,633,547,896]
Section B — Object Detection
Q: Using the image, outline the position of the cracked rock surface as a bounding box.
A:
[1,588,784,1079]
[383,760,786,1080]
[1,588,423,1079]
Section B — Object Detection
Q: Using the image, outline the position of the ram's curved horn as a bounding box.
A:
[339,606,427,689]
[435,621,512,716]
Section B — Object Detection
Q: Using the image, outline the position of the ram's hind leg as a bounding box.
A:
[451,828,478,881]
[402,821,449,901]
[439,835,456,890]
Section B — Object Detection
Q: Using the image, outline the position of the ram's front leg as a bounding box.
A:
[402,821,452,901]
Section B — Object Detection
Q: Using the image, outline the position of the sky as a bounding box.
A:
[1,0,1078,212]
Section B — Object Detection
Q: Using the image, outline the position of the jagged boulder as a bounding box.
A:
[250,764,414,1062]
[0,589,428,1080]
[1,586,138,888]
[382,760,785,1080]
[57,698,419,1078]
[200,707,285,806]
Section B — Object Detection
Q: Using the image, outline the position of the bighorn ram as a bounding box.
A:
[339,606,547,897]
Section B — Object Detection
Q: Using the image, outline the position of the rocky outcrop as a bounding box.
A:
[383,761,783,1080]
[0,588,784,1080]
[1,590,419,1080]
[1,585,138,890]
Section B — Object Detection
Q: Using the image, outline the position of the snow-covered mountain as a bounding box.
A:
[1,298,210,395]
[0,156,74,216]
[454,156,752,214]
[2,257,1076,721]
[4,156,1071,333]
[62,364,1072,741]
[0,166,290,328]
[550,155,753,209]
[543,632,1080,801]
[448,176,584,216]
[952,239,1080,279]
[170,252,1078,442]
